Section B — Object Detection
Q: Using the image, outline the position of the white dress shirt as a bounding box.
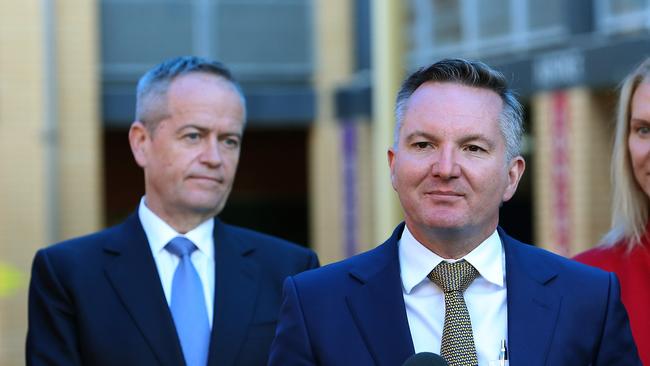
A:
[138,197,216,327]
[399,225,507,366]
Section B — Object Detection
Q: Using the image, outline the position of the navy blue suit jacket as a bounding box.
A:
[26,212,319,366]
[269,223,640,366]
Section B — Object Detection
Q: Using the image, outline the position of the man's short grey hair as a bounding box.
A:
[393,58,523,161]
[135,55,246,130]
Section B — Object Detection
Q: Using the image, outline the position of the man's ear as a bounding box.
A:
[388,148,396,189]
[502,156,525,202]
[129,121,149,168]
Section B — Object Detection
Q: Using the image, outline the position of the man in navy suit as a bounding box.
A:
[269,59,640,365]
[26,56,318,366]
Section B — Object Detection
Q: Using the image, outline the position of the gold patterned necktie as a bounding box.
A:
[428,260,480,366]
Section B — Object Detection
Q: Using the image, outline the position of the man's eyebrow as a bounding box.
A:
[175,124,208,134]
[174,124,243,138]
[404,131,496,147]
[404,130,436,141]
[458,134,496,149]
[219,131,243,139]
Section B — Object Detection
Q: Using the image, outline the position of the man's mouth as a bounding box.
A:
[188,175,223,184]
[426,190,463,197]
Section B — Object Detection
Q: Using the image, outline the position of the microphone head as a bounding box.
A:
[402,352,449,366]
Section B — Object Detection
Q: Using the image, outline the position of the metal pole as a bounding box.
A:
[371,0,405,243]
[42,0,60,243]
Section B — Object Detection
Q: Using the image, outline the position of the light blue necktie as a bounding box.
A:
[166,237,210,366]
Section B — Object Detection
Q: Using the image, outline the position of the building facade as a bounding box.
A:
[2,0,650,363]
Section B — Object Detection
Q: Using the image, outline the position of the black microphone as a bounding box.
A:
[402,352,449,366]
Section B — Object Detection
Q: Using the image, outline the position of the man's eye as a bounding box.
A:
[184,133,201,142]
[223,137,240,148]
[413,142,431,149]
[465,145,485,152]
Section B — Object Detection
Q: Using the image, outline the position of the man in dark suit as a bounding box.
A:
[26,56,318,366]
[269,59,640,365]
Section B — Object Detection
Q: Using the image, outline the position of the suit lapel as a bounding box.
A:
[103,213,185,366]
[346,224,415,366]
[501,229,560,366]
[207,220,260,366]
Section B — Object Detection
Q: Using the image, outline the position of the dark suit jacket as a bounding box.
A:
[26,212,319,366]
[269,223,640,366]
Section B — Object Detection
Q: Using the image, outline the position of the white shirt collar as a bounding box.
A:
[138,197,215,259]
[399,225,504,294]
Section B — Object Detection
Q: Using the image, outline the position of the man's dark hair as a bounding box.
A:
[394,58,523,160]
[135,56,246,130]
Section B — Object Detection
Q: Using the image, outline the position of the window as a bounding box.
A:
[596,0,650,33]
[609,0,647,15]
[432,0,462,45]
[528,0,563,30]
[408,0,567,66]
[477,0,510,39]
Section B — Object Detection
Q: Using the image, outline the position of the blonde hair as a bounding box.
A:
[602,58,650,249]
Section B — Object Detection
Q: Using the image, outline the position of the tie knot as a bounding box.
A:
[165,237,197,258]
[428,260,479,293]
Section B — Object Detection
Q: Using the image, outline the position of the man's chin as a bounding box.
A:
[417,210,464,225]
[183,196,227,216]
[416,216,470,232]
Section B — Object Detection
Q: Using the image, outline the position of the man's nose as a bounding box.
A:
[200,138,223,167]
[432,147,460,179]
